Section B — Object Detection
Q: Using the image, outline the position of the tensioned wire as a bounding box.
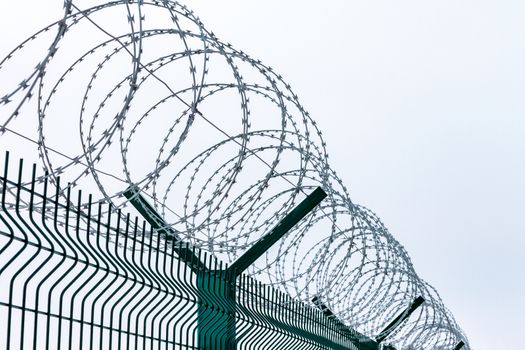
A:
[0,1,463,347]
[1,0,433,322]
[1,0,386,278]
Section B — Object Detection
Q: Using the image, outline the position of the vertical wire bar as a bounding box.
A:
[17,163,41,350]
[119,215,139,350]
[67,190,90,350]
[454,341,465,350]
[108,211,130,350]
[5,159,26,350]
[56,185,77,350]
[29,171,54,350]
[96,203,115,350]
[78,194,95,350]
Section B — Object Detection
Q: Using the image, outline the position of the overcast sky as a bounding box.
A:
[186,1,525,349]
[1,1,524,349]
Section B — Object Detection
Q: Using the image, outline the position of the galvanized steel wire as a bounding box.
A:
[0,1,470,349]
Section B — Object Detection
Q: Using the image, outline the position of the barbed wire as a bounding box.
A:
[0,1,470,349]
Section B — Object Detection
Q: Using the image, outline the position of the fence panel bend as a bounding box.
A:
[1,154,371,350]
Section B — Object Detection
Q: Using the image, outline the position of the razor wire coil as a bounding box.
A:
[0,1,470,349]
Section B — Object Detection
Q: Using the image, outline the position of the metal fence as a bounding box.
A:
[0,1,470,349]
[0,154,388,350]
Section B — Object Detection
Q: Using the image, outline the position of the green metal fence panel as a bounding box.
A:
[0,154,376,350]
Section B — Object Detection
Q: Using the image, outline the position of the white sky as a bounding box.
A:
[1,1,524,349]
[186,1,525,349]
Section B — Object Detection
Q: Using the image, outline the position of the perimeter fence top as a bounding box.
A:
[0,1,470,350]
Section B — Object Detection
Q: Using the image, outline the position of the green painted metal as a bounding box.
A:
[125,185,328,349]
[2,154,457,350]
[312,296,380,350]
[227,187,327,277]
[123,185,207,272]
[375,296,425,343]
[454,341,465,350]
[196,267,236,349]
[200,187,327,349]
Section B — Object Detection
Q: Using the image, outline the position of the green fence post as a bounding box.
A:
[454,341,465,350]
[375,296,425,344]
[125,185,327,349]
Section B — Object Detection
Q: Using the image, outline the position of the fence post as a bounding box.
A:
[375,296,425,344]
[125,185,326,349]
[454,341,465,350]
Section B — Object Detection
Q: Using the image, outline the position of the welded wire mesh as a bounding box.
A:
[0,153,375,350]
[1,1,470,349]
